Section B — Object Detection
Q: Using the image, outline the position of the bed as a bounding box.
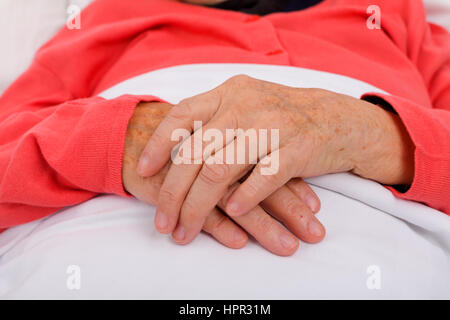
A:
[0,0,449,299]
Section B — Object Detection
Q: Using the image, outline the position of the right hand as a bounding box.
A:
[123,101,324,256]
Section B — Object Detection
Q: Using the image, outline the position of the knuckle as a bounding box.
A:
[242,180,260,198]
[284,198,303,218]
[211,214,228,233]
[158,188,179,204]
[255,213,273,234]
[288,179,314,199]
[227,74,251,85]
[169,100,192,121]
[181,201,200,221]
[199,163,230,185]
[177,138,198,163]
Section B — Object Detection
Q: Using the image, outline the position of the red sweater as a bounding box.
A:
[0,0,449,231]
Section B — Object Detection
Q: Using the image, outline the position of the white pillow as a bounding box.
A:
[0,0,449,94]
[0,0,93,94]
[0,0,67,94]
[424,0,450,30]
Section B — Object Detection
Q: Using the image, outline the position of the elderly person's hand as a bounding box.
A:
[123,101,324,256]
[136,75,415,246]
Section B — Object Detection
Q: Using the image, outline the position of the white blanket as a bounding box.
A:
[0,64,449,299]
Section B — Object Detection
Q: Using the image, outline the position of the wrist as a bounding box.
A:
[123,101,172,193]
[125,102,171,161]
[351,102,415,186]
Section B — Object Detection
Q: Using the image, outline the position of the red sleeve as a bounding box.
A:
[0,60,162,230]
[361,5,450,215]
[0,2,165,230]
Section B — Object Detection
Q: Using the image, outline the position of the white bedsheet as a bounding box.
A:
[0,64,449,299]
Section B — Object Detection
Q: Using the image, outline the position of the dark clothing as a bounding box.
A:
[208,0,324,15]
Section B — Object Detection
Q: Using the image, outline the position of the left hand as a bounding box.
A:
[137,75,414,244]
[124,101,324,256]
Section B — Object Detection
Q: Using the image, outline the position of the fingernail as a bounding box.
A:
[155,211,168,230]
[173,225,186,242]
[305,194,319,212]
[227,201,240,216]
[308,219,323,237]
[233,230,246,243]
[137,154,150,175]
[280,234,297,249]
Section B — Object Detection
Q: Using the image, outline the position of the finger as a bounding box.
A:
[172,163,249,244]
[167,106,282,243]
[202,208,248,249]
[286,178,321,213]
[232,206,300,256]
[137,90,221,177]
[226,147,297,217]
[154,160,202,234]
[171,129,261,244]
[154,118,215,234]
[217,184,299,256]
[261,185,325,243]
[157,114,245,236]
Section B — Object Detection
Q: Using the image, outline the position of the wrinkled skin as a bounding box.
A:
[136,75,414,246]
[123,101,326,256]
